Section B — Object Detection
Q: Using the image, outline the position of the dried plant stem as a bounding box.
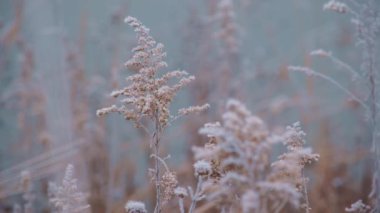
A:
[367,44,379,209]
[288,66,368,111]
[274,200,287,213]
[328,55,360,80]
[302,170,311,213]
[189,177,203,213]
[178,198,185,213]
[153,112,163,213]
[150,154,170,173]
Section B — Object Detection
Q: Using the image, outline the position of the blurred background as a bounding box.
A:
[0,0,375,212]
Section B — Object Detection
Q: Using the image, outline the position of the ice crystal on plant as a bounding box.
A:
[49,164,90,213]
[178,103,210,116]
[323,0,349,14]
[310,49,332,57]
[174,187,188,198]
[345,200,371,213]
[193,160,212,177]
[125,201,147,213]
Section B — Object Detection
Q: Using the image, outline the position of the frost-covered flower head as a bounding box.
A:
[125,201,147,213]
[199,99,268,143]
[323,0,349,13]
[270,122,319,189]
[283,122,306,150]
[345,200,371,213]
[194,160,212,177]
[174,187,188,198]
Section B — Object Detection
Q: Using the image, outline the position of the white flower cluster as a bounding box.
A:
[323,0,349,14]
[125,201,147,213]
[193,160,212,177]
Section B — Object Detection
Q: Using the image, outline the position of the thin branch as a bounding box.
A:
[302,170,311,213]
[153,112,163,213]
[189,177,204,213]
[288,66,369,111]
[150,154,170,173]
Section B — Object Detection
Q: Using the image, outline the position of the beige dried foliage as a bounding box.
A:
[97,16,207,127]
[160,171,178,204]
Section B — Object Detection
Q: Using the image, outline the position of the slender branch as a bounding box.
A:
[328,54,361,80]
[153,112,162,213]
[136,120,151,137]
[288,66,369,111]
[274,199,287,213]
[347,7,359,18]
[302,170,311,213]
[150,154,170,173]
[366,39,379,210]
[178,198,185,213]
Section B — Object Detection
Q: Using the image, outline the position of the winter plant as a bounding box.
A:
[175,99,319,213]
[96,16,209,213]
[48,164,90,213]
[289,0,379,210]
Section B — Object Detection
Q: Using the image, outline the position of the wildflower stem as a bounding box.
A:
[189,176,203,213]
[178,198,185,213]
[150,154,170,172]
[328,55,360,80]
[274,200,287,213]
[288,66,368,111]
[153,112,162,213]
[367,43,379,210]
[302,170,310,213]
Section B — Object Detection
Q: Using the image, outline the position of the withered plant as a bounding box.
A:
[289,0,379,210]
[175,99,319,213]
[96,16,208,213]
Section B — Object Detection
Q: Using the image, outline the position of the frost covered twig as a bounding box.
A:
[310,49,360,80]
[174,187,187,213]
[49,164,90,213]
[288,66,368,111]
